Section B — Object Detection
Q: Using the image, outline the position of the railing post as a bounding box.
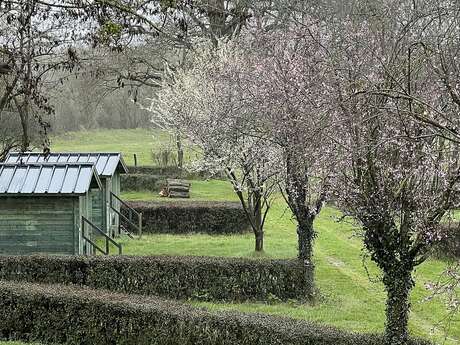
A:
[82,218,85,255]
[106,238,110,255]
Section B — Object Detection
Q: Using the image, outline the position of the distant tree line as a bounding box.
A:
[49,65,150,133]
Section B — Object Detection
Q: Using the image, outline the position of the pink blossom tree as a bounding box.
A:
[236,28,336,287]
[324,2,460,343]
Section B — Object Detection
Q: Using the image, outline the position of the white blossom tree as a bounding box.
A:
[151,42,281,252]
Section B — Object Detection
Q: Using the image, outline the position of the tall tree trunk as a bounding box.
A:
[383,269,414,345]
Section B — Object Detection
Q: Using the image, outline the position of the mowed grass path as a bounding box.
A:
[2,129,454,345]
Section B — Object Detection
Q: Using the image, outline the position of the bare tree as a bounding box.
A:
[0,0,88,152]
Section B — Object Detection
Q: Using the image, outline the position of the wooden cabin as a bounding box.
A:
[0,162,104,255]
[5,152,132,238]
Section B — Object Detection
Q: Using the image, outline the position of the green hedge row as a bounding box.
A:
[0,281,431,345]
[128,165,184,176]
[0,255,312,301]
[121,173,160,192]
[434,223,460,258]
[124,201,251,235]
[127,166,223,180]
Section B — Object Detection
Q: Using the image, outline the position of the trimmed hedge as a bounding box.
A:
[0,255,312,301]
[128,165,184,176]
[121,173,160,192]
[124,201,251,234]
[127,166,223,180]
[434,223,460,258]
[0,281,432,345]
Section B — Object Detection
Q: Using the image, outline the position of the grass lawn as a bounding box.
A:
[0,129,450,345]
[50,128,199,166]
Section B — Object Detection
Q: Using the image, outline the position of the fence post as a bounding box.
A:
[138,213,143,239]
[134,153,138,167]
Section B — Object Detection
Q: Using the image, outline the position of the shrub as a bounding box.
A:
[121,173,160,192]
[0,281,432,345]
[124,201,251,235]
[127,166,225,180]
[128,165,183,176]
[0,255,312,302]
[433,222,460,259]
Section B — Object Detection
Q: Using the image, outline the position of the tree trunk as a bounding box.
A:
[176,133,184,171]
[253,190,264,252]
[297,219,314,263]
[297,218,315,291]
[383,269,414,345]
[255,231,264,252]
[18,107,30,152]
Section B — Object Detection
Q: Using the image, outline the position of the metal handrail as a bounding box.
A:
[110,192,142,238]
[82,216,122,255]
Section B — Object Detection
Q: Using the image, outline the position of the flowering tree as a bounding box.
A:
[151,43,281,252]
[236,29,335,285]
[400,0,460,322]
[325,2,460,344]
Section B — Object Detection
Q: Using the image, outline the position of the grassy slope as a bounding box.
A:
[3,129,457,345]
[50,128,198,166]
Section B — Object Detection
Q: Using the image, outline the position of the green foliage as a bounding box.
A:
[0,281,432,345]
[97,21,123,43]
[0,255,312,302]
[125,201,251,235]
[433,222,460,259]
[121,174,160,192]
[160,0,177,10]
[128,165,183,176]
[127,166,216,180]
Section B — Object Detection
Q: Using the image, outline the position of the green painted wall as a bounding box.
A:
[0,197,77,255]
[90,174,122,236]
[111,172,121,236]
[90,188,105,231]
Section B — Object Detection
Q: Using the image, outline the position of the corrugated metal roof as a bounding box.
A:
[0,163,101,195]
[5,152,128,177]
